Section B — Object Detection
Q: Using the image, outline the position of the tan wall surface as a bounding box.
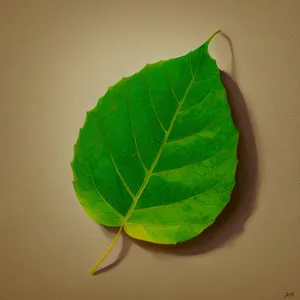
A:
[1,0,300,299]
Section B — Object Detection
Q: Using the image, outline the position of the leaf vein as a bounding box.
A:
[178,89,214,115]
[154,133,238,175]
[166,109,225,146]
[122,59,202,225]
[133,173,228,213]
[147,81,167,133]
[85,163,124,219]
[169,76,180,104]
[128,99,148,172]
[104,135,136,200]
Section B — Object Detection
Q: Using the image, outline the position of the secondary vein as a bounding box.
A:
[165,109,224,146]
[153,133,238,175]
[86,163,123,219]
[169,76,180,104]
[128,98,148,172]
[147,81,167,133]
[133,173,228,213]
[104,135,136,200]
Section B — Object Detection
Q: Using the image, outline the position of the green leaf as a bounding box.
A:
[71,30,239,274]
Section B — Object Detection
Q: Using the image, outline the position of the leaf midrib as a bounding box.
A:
[122,67,199,225]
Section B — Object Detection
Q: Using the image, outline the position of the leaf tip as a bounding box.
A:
[207,29,221,44]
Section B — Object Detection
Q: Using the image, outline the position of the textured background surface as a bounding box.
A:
[1,0,300,299]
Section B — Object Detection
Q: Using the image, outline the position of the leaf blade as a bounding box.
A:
[72,31,239,270]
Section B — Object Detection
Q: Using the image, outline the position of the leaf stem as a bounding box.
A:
[88,226,123,276]
[207,29,221,44]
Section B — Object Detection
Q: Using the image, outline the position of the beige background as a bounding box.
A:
[1,0,300,299]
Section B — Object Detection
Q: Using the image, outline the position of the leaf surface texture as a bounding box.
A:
[72,32,239,248]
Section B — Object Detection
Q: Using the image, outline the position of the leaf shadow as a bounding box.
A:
[133,71,258,255]
[93,227,132,276]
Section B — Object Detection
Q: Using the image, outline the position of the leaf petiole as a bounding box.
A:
[88,225,123,276]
